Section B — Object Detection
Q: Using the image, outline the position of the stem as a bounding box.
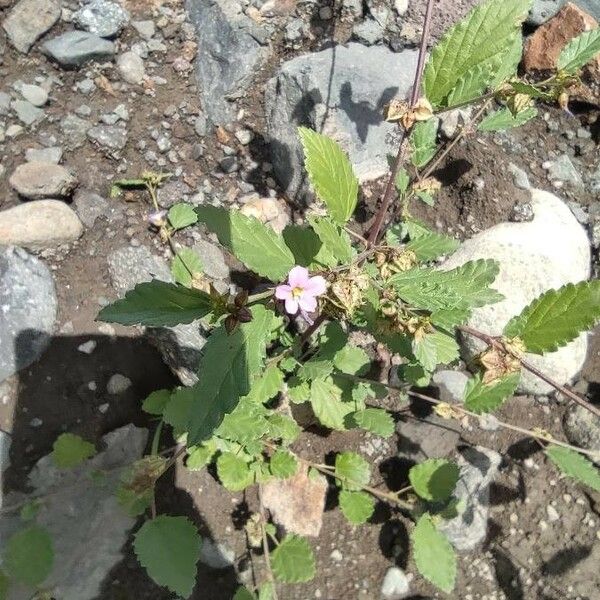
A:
[257,485,279,600]
[458,325,600,420]
[367,0,436,246]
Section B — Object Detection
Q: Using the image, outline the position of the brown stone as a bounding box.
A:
[524,2,600,72]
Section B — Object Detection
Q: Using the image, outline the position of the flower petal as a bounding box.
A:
[285,297,299,315]
[275,284,292,300]
[288,266,310,289]
[305,275,327,296]
[298,294,317,313]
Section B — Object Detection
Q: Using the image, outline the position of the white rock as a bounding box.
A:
[132,19,155,40]
[441,189,590,394]
[432,370,469,403]
[19,83,48,107]
[9,161,77,199]
[381,567,411,599]
[106,373,132,394]
[117,51,145,85]
[0,200,84,250]
[394,0,409,16]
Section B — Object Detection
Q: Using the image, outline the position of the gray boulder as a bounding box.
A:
[41,31,116,67]
[441,189,591,395]
[186,0,270,124]
[2,0,61,53]
[0,425,147,600]
[265,43,418,202]
[107,246,207,385]
[0,246,57,383]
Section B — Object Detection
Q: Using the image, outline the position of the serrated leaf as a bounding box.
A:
[410,119,438,168]
[398,362,432,387]
[116,456,166,517]
[196,206,294,281]
[282,224,336,269]
[244,365,284,404]
[463,372,520,414]
[272,535,316,583]
[335,451,370,491]
[478,107,538,132]
[98,280,213,326]
[423,0,532,107]
[163,386,194,436]
[142,389,171,416]
[409,459,460,502]
[171,249,204,287]
[52,433,96,469]
[339,490,375,524]
[412,514,457,593]
[186,442,217,471]
[389,259,502,312]
[216,400,270,445]
[350,408,395,438]
[217,452,254,491]
[395,168,410,195]
[267,413,301,444]
[287,377,311,404]
[298,358,334,381]
[4,526,53,586]
[308,216,353,265]
[503,281,600,354]
[298,127,359,224]
[406,231,459,262]
[310,378,353,430]
[333,346,370,375]
[134,516,201,598]
[188,305,275,444]
[558,29,600,74]
[270,450,298,479]
[413,331,460,372]
[490,34,524,87]
[546,445,600,492]
[430,307,471,330]
[168,203,198,230]
[446,62,496,107]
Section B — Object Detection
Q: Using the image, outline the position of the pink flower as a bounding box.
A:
[275,266,327,318]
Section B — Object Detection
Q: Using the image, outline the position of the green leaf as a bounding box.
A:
[52,433,96,469]
[258,582,274,600]
[503,282,600,354]
[134,515,201,598]
[270,450,298,479]
[4,526,53,586]
[410,119,438,168]
[188,305,275,444]
[216,400,270,445]
[490,34,523,87]
[558,29,600,74]
[271,535,316,583]
[171,249,204,287]
[186,442,217,471]
[350,408,394,438]
[478,107,538,132]
[395,168,410,195]
[244,365,284,404]
[423,0,531,107]
[168,203,198,230]
[463,372,520,414]
[333,346,370,375]
[163,386,194,437]
[335,451,370,491]
[546,445,600,492]
[98,280,213,327]
[282,225,336,269]
[298,127,359,224]
[406,231,459,262]
[0,571,8,599]
[413,331,460,372]
[446,63,496,107]
[116,456,166,517]
[142,389,171,416]
[308,216,353,265]
[412,514,457,593]
[196,206,294,281]
[409,459,460,502]
[339,490,375,524]
[298,358,334,382]
[287,377,310,404]
[217,452,254,491]
[267,413,301,444]
[310,378,353,430]
[430,307,471,330]
[233,587,256,600]
[389,259,502,312]
[20,500,40,522]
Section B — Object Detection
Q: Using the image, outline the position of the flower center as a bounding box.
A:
[291,286,304,298]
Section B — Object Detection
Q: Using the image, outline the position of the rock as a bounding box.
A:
[508,162,531,190]
[199,539,235,569]
[529,0,600,25]
[117,51,145,84]
[239,196,289,233]
[265,44,418,201]
[432,370,469,404]
[439,446,501,551]
[352,18,384,45]
[73,0,129,38]
[186,0,270,124]
[0,425,147,599]
[381,567,412,599]
[87,125,128,153]
[544,154,584,187]
[441,189,590,395]
[106,373,132,394]
[2,0,61,53]
[524,3,600,72]
[25,146,63,164]
[60,114,91,150]
[107,246,206,385]
[9,162,78,199]
[132,19,155,40]
[19,83,48,107]
[73,189,112,227]
[394,0,409,15]
[156,180,191,208]
[11,99,44,126]
[0,246,57,383]
[192,239,229,280]
[439,107,471,139]
[0,200,83,250]
[260,0,298,17]
[262,464,327,537]
[41,31,116,67]
[563,403,600,461]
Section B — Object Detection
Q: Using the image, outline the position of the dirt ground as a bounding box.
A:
[1,1,600,599]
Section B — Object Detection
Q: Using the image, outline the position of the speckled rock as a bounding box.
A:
[9,162,78,199]
[2,0,61,53]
